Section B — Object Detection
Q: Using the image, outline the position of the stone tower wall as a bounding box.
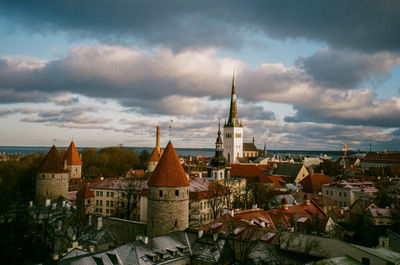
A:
[36,172,69,201]
[147,186,189,237]
[67,164,82,179]
[147,161,158,173]
[223,126,243,163]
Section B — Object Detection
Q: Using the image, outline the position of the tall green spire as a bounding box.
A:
[226,69,241,127]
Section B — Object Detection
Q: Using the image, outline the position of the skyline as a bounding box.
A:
[1,1,400,150]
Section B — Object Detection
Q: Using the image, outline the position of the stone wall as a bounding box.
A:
[36,172,69,201]
[67,164,82,179]
[147,186,189,237]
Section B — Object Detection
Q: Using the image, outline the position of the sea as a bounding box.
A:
[0,146,362,160]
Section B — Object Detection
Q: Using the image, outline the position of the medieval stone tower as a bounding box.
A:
[36,145,69,201]
[64,141,82,179]
[224,72,243,163]
[147,125,162,173]
[147,141,190,237]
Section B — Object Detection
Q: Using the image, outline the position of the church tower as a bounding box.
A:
[208,120,230,182]
[64,141,82,179]
[147,125,162,173]
[224,72,243,163]
[147,141,190,237]
[36,145,69,201]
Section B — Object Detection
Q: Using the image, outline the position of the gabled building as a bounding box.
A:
[299,173,333,193]
[273,163,309,184]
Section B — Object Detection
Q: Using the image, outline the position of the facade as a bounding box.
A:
[223,73,243,163]
[147,141,190,237]
[76,185,95,214]
[36,145,69,201]
[147,125,162,173]
[63,141,82,179]
[243,137,258,158]
[321,180,377,207]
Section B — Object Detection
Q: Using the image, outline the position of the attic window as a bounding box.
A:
[159,190,163,197]
[175,190,179,196]
[176,245,189,253]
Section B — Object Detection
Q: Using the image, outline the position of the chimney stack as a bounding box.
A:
[304,194,311,206]
[156,125,160,151]
[64,160,68,170]
[281,198,289,210]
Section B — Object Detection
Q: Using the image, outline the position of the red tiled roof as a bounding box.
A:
[268,175,285,188]
[299,173,332,193]
[148,147,161,162]
[268,200,327,218]
[39,145,68,173]
[89,177,147,191]
[147,141,190,187]
[64,141,82,165]
[76,185,95,198]
[230,164,273,183]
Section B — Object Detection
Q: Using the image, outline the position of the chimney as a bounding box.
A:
[304,194,311,206]
[340,208,344,215]
[29,201,33,208]
[198,230,204,239]
[143,236,149,244]
[97,216,103,230]
[156,125,160,151]
[252,204,258,209]
[64,160,68,170]
[52,203,57,210]
[281,198,289,210]
[45,199,51,207]
[89,245,95,253]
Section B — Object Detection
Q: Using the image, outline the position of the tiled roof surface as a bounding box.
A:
[76,185,95,198]
[272,163,305,180]
[268,175,285,188]
[148,146,161,162]
[148,141,190,187]
[243,142,258,152]
[189,176,228,200]
[39,145,68,173]
[230,164,273,183]
[89,177,147,191]
[64,141,82,165]
[299,173,333,193]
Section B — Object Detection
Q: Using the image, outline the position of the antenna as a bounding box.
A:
[169,115,173,141]
[369,137,372,153]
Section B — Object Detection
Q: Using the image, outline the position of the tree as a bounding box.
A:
[115,176,148,220]
[208,183,230,219]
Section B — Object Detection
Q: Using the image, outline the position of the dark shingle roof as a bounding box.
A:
[243,142,257,152]
[272,163,304,181]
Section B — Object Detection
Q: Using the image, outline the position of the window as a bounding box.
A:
[330,191,333,196]
[361,257,370,265]
[175,190,179,196]
[96,191,99,196]
[344,202,347,207]
[339,192,342,197]
[121,201,125,208]
[100,191,103,196]
[326,190,329,195]
[100,200,103,206]
[343,192,346,197]
[220,172,223,178]
[159,190,163,197]
[87,199,90,203]
[106,201,109,207]
[106,209,109,214]
[111,192,114,198]
[96,200,99,206]
[110,201,113,207]
[106,192,109,197]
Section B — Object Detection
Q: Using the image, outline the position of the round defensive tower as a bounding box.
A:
[36,145,69,202]
[147,141,190,237]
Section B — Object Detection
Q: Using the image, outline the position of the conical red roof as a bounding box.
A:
[76,185,94,198]
[64,141,82,165]
[39,145,68,173]
[148,147,161,162]
[148,141,190,187]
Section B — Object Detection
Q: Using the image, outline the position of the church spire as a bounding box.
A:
[226,70,241,127]
[215,118,223,152]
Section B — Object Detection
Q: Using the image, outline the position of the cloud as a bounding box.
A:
[296,49,400,89]
[1,1,400,52]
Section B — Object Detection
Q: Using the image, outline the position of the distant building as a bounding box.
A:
[147,125,162,173]
[243,137,258,159]
[63,141,82,179]
[208,121,230,182]
[299,173,333,193]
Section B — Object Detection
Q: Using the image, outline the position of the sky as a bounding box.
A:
[0,1,400,151]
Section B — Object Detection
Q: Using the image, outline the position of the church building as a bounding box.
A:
[223,73,243,163]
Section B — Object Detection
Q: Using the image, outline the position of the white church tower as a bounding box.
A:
[223,72,243,163]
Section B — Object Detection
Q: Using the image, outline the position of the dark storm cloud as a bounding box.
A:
[1,1,400,52]
[296,49,399,89]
